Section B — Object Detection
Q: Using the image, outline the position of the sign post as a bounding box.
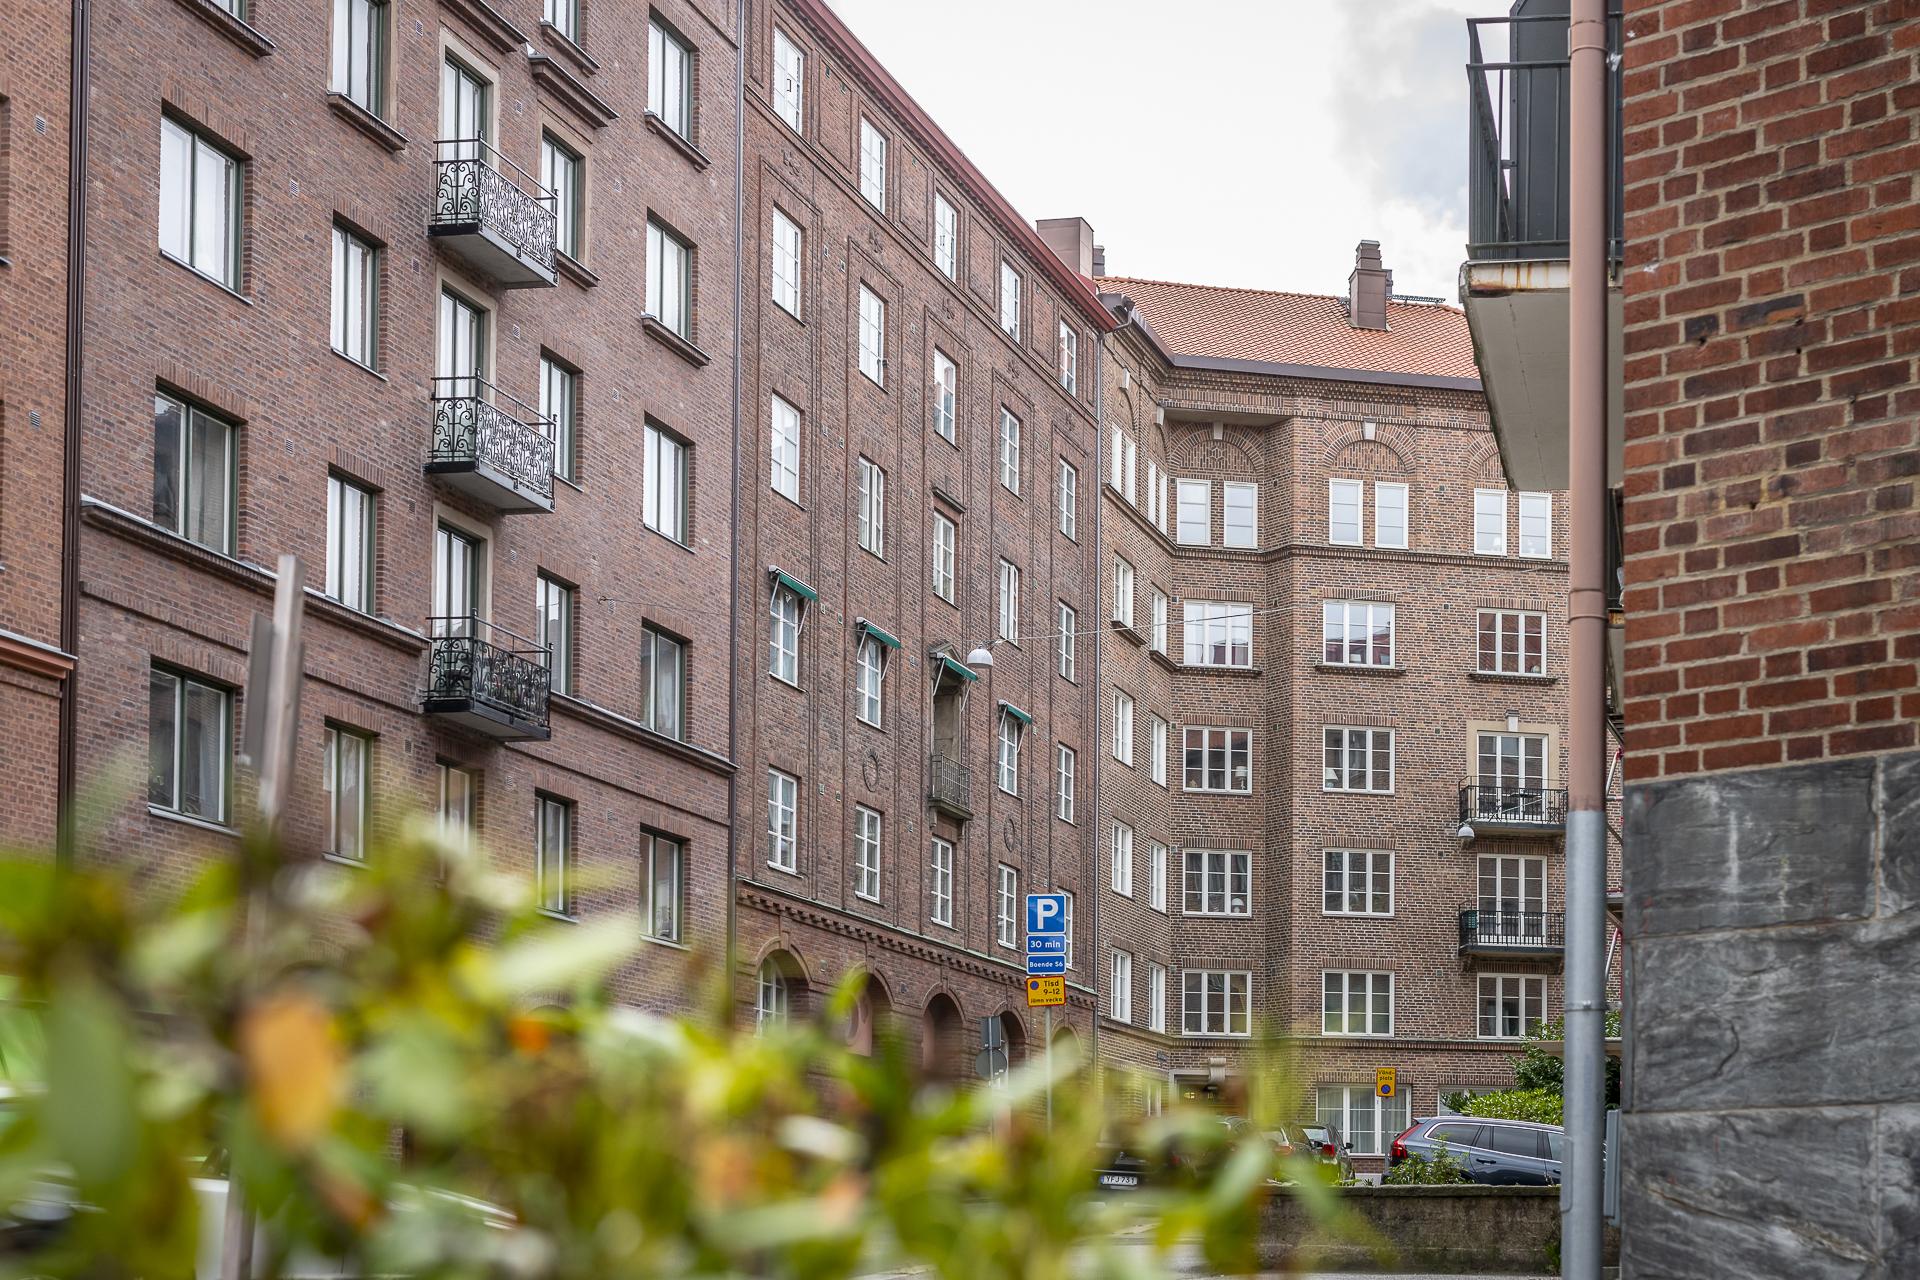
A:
[1025,893,1068,1131]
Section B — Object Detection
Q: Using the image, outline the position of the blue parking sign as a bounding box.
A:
[1025,953,1066,976]
[1026,892,1068,936]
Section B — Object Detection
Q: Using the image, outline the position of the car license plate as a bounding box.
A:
[1099,1173,1139,1188]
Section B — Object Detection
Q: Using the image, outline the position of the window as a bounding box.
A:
[771,208,801,316]
[1327,478,1363,545]
[536,574,574,696]
[1181,971,1250,1037]
[853,805,882,902]
[437,762,475,853]
[1477,732,1546,795]
[1058,459,1077,540]
[1324,727,1393,793]
[995,864,1018,948]
[1057,602,1077,680]
[1480,854,1547,917]
[1182,601,1252,668]
[646,219,691,338]
[857,117,887,210]
[1175,479,1210,545]
[1059,323,1078,394]
[1183,848,1251,916]
[440,54,491,154]
[324,474,373,612]
[1112,690,1134,765]
[542,133,584,261]
[1518,492,1553,558]
[1112,557,1135,627]
[1222,482,1257,548]
[767,769,798,871]
[431,522,482,633]
[332,0,389,118]
[931,513,957,603]
[1110,951,1133,1024]
[153,392,235,554]
[1479,974,1547,1040]
[997,559,1019,643]
[1323,849,1393,916]
[1322,971,1392,1036]
[1477,609,1546,676]
[998,407,1021,493]
[643,833,683,943]
[1375,481,1409,549]
[855,634,886,726]
[996,710,1022,795]
[148,668,230,822]
[1060,892,1074,967]
[1124,437,1138,504]
[321,726,370,861]
[1149,715,1168,787]
[856,456,885,557]
[1147,964,1167,1033]
[1056,744,1076,822]
[1322,600,1395,668]
[437,285,487,402]
[539,356,577,481]
[1149,842,1167,911]
[330,223,378,367]
[755,961,789,1029]
[159,116,240,288]
[857,286,886,385]
[647,19,693,139]
[544,0,578,42]
[932,193,957,278]
[998,261,1021,339]
[929,838,954,926]
[1184,727,1251,793]
[638,625,686,739]
[767,580,803,684]
[1317,1085,1410,1157]
[536,795,573,916]
[1156,468,1170,532]
[926,349,957,443]
[1110,429,1124,489]
[1150,590,1168,655]
[769,394,801,502]
[1474,489,1509,556]
[771,28,804,132]
[1110,822,1134,896]
[1146,459,1160,521]
[643,422,689,543]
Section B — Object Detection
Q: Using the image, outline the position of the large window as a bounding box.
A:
[330,223,378,368]
[767,769,799,871]
[996,710,1023,795]
[1183,727,1251,793]
[536,573,574,696]
[1150,715,1167,787]
[148,668,230,823]
[638,625,686,739]
[1150,589,1168,655]
[856,456,885,557]
[1223,482,1257,548]
[539,356,577,481]
[643,833,683,943]
[159,116,241,288]
[1110,822,1134,896]
[930,838,954,926]
[1110,950,1133,1024]
[1182,971,1250,1037]
[1175,479,1210,545]
[1478,609,1546,676]
[932,513,956,603]
[931,349,956,442]
[1183,848,1251,916]
[1112,556,1134,628]
[440,54,491,155]
[1058,459,1078,540]
[771,208,802,316]
[1375,481,1409,549]
[768,580,803,685]
[1323,849,1392,916]
[541,133,584,261]
[1322,971,1392,1037]
[995,864,1018,948]
[1323,727,1393,793]
[855,634,886,726]
[332,0,389,118]
[1479,854,1546,917]
[1182,601,1251,667]
[857,286,886,385]
[322,725,371,861]
[853,805,882,902]
[647,18,693,139]
[431,522,482,633]
[1327,478,1363,545]
[544,0,578,43]
[646,218,691,338]
[1477,732,1546,794]
[1518,492,1553,558]
[1478,974,1546,1040]
[755,961,790,1030]
[998,261,1021,339]
[771,27,804,132]
[1112,690,1134,765]
[1149,842,1168,911]
[1147,963,1167,1033]
[1057,602,1077,680]
[998,407,1021,494]
[1317,1085,1410,1158]
[857,117,887,210]
[153,392,235,554]
[997,560,1019,643]
[932,193,957,279]
[1056,744,1076,822]
[1059,323,1078,394]
[536,795,573,916]
[1474,489,1509,555]
[325,474,373,612]
[769,394,801,503]
[643,422,689,544]
[1322,600,1395,667]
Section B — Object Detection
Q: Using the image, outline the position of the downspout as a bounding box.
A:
[56,0,91,867]
[1087,329,1104,1068]
[721,0,746,1025]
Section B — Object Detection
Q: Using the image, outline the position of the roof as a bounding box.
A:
[1097,276,1481,382]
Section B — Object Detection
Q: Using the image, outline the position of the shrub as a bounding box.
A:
[1381,1141,1470,1186]
[1453,1087,1564,1126]
[1513,1014,1622,1106]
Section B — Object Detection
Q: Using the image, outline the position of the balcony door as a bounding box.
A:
[440,55,491,160]
[437,288,486,400]
[1478,855,1545,941]
[1475,731,1546,816]
[433,522,483,638]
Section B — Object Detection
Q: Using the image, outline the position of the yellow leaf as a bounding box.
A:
[241,992,341,1150]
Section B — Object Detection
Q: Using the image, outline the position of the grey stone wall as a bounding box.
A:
[1621,750,1919,1278]
[1259,1184,1619,1274]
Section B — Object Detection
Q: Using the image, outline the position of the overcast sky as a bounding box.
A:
[823,0,1488,301]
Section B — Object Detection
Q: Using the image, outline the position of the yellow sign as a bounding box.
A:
[1376,1067,1397,1098]
[1026,976,1065,1008]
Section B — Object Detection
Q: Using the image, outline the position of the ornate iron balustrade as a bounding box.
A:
[1458,782,1569,830]
[1460,908,1566,954]
[424,616,551,736]
[431,138,557,275]
[429,377,557,504]
[930,752,972,815]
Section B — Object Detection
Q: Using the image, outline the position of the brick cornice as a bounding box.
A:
[0,630,75,681]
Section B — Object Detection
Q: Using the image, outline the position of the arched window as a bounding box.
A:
[756,959,790,1031]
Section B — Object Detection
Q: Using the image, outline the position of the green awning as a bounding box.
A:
[769,567,818,602]
[857,619,901,650]
[998,700,1033,727]
[939,655,978,683]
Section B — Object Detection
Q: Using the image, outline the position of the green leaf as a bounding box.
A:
[474,914,639,997]
[43,970,140,1192]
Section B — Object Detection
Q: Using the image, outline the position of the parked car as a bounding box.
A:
[1094,1115,1294,1191]
[1278,1122,1355,1183]
[1388,1116,1564,1186]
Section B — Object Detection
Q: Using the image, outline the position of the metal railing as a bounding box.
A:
[1466,9,1623,261]
[930,752,971,813]
[1460,908,1566,952]
[1459,782,1569,828]
[431,137,557,270]
[429,376,557,502]
[424,616,551,730]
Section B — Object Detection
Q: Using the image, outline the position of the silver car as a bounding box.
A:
[1388,1116,1564,1185]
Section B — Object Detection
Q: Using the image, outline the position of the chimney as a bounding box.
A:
[1092,244,1106,277]
[1347,239,1392,330]
[1035,216,1096,278]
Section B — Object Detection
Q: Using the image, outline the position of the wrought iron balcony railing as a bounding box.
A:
[1460,908,1566,955]
[930,752,972,819]
[429,138,556,287]
[1458,782,1569,833]
[422,616,551,740]
[427,376,557,512]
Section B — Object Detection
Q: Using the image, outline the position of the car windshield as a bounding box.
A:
[1300,1127,1331,1144]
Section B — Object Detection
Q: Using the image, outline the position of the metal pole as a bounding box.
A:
[1044,1006,1053,1131]
[1563,3,1609,1277]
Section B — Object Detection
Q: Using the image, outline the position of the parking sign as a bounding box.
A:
[1026,892,1068,937]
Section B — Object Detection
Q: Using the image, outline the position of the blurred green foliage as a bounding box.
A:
[1379,1142,1470,1187]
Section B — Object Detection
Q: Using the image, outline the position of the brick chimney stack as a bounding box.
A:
[1347,239,1392,330]
[1035,217,1096,278]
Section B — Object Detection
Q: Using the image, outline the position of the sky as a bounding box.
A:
[822,0,1489,301]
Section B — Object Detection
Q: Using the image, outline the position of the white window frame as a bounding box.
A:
[929,837,954,927]
[332,0,389,119]
[1183,726,1251,794]
[1518,491,1553,558]
[645,218,692,339]
[771,207,802,317]
[159,115,241,289]
[1060,892,1074,968]
[1111,689,1134,766]
[1057,602,1077,681]
[647,17,694,140]
[1147,963,1167,1033]
[1175,478,1210,545]
[1323,848,1394,917]
[1124,437,1137,504]
[771,27,804,133]
[853,805,882,902]
[1110,950,1133,1024]
[1181,970,1251,1038]
[1375,481,1409,549]
[643,832,684,943]
[1058,458,1078,540]
[858,117,887,210]
[637,624,686,740]
[1223,482,1257,548]
[756,960,790,1030]
[857,285,886,386]
[932,192,958,278]
[1318,1085,1411,1158]
[931,348,957,442]
[1148,842,1168,912]
[1475,488,1509,556]
[330,222,378,368]
[1182,601,1252,668]
[855,633,886,726]
[1328,477,1364,546]
[1478,973,1547,1040]
[767,768,799,872]
[995,864,1018,949]
[856,455,886,557]
[545,0,579,44]
[1477,608,1547,676]
[1323,726,1394,794]
[997,559,1019,643]
[322,724,371,862]
[1056,744,1076,822]
[152,391,236,555]
[1321,970,1393,1037]
[1150,588,1169,655]
[436,761,475,857]
[996,710,1023,796]
[932,512,957,603]
[1059,322,1078,394]
[1183,848,1251,916]
[998,407,1021,494]
[325,474,373,613]
[1149,715,1168,787]
[536,793,573,917]
[539,355,577,482]
[769,393,801,503]
[768,582,804,686]
[1322,600,1396,668]
[642,421,689,544]
[998,260,1021,339]
[1112,556,1135,627]
[148,667,231,823]
[1110,821,1134,896]
[541,132,584,261]
[536,572,574,697]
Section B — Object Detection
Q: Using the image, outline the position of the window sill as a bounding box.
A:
[528,53,618,129]
[322,852,367,869]
[331,348,387,381]
[555,251,599,289]
[325,93,407,153]
[160,251,250,305]
[538,20,600,75]
[642,935,691,952]
[645,526,695,555]
[1315,662,1406,677]
[1469,670,1557,685]
[1180,662,1262,677]
[554,473,585,496]
[148,805,239,837]
[538,909,580,924]
[766,861,802,879]
[1109,619,1146,646]
[1323,788,1397,798]
[641,315,712,367]
[170,0,275,57]
[1147,648,1179,674]
[645,111,712,170]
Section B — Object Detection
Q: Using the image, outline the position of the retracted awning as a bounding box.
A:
[768,567,819,602]
[856,619,901,650]
[998,700,1033,726]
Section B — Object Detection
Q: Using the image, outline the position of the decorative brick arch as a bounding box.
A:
[1323,419,1416,475]
[920,987,970,1082]
[1465,436,1505,485]
[1169,430,1260,476]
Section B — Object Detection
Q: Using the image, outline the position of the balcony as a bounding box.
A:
[1460,908,1566,959]
[1458,783,1568,837]
[429,139,557,288]
[422,618,551,741]
[426,377,557,513]
[929,752,972,822]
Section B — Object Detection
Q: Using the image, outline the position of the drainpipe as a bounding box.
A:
[1562,1,1609,1275]
[1087,330,1104,1070]
[722,0,746,1026]
[56,0,91,867]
